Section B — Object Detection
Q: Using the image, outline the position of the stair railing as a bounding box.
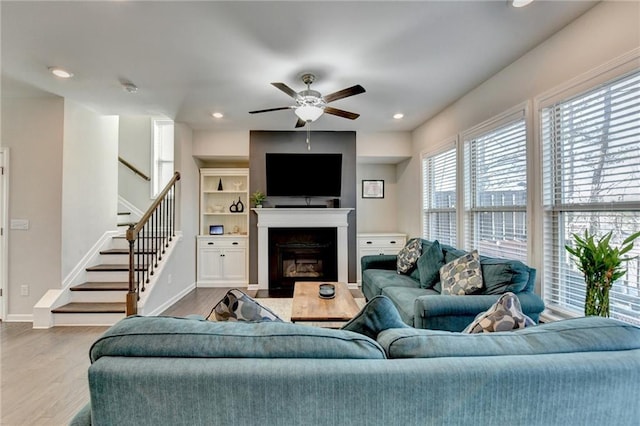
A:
[119,156,151,181]
[126,171,181,316]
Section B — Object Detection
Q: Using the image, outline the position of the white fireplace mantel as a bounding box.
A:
[252,208,353,291]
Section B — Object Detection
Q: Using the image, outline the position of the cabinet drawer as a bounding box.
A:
[198,238,247,249]
[358,237,404,248]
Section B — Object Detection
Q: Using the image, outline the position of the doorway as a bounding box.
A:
[0,148,7,320]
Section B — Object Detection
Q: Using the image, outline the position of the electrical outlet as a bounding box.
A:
[20,285,29,296]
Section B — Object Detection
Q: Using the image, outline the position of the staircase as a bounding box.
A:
[50,236,153,326]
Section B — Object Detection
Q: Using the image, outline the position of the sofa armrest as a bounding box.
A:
[361,254,397,272]
[413,292,546,331]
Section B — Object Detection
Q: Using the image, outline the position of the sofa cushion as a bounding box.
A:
[377,316,640,359]
[206,288,282,322]
[90,316,386,361]
[440,250,483,295]
[362,269,420,297]
[382,286,439,326]
[462,292,535,333]
[396,238,422,274]
[479,258,530,295]
[341,295,410,339]
[417,240,445,289]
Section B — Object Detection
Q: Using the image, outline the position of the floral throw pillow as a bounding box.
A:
[463,292,535,333]
[396,238,422,274]
[206,289,282,322]
[439,249,483,295]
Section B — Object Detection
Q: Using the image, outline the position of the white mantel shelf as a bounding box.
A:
[252,208,353,291]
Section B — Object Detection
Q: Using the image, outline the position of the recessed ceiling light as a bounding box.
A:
[48,67,73,78]
[393,113,404,120]
[211,112,224,119]
[512,0,535,8]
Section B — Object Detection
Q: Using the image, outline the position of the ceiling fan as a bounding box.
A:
[249,73,366,128]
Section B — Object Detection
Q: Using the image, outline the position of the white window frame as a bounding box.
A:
[535,48,640,324]
[461,104,529,263]
[421,141,457,247]
[151,119,175,198]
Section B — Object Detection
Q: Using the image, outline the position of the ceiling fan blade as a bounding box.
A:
[323,84,366,103]
[295,118,306,128]
[248,106,293,114]
[324,106,360,120]
[272,82,299,99]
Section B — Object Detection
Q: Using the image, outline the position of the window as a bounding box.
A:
[542,70,640,325]
[152,119,174,198]
[463,110,528,262]
[422,145,457,246]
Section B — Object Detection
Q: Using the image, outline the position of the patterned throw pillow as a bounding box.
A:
[463,292,535,333]
[206,289,282,322]
[439,249,483,295]
[396,238,422,274]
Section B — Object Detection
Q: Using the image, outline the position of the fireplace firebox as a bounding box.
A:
[268,228,337,297]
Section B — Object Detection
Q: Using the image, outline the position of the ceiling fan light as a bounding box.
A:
[295,105,323,122]
[512,0,534,8]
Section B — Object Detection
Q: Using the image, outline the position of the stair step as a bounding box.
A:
[100,248,157,255]
[118,222,137,227]
[52,302,126,314]
[86,264,148,272]
[70,282,129,291]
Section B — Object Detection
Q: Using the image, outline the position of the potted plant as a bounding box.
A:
[250,190,266,208]
[565,229,640,317]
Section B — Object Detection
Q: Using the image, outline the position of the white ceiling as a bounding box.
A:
[1,0,598,132]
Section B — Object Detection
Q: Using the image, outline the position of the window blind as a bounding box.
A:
[463,113,528,262]
[422,146,456,246]
[542,70,640,325]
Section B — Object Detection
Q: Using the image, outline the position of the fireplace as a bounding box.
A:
[253,208,353,293]
[269,228,337,296]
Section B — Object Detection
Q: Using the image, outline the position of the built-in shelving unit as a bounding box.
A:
[197,168,249,287]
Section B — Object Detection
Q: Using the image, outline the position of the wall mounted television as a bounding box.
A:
[266,153,342,197]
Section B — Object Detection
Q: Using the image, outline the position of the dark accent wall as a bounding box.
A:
[249,130,357,284]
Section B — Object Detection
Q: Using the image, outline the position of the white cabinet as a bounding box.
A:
[197,236,247,286]
[197,168,249,287]
[357,233,407,284]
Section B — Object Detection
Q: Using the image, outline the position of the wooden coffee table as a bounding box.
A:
[291,281,361,326]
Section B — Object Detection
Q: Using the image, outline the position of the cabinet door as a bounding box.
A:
[221,247,247,281]
[198,247,224,281]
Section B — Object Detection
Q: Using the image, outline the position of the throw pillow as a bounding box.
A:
[462,292,535,333]
[440,249,483,295]
[396,238,422,274]
[417,240,445,289]
[206,289,282,322]
[341,295,410,340]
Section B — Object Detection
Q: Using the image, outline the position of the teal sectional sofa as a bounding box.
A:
[361,238,545,330]
[71,308,640,426]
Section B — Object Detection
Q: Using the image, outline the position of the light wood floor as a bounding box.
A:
[0,287,232,426]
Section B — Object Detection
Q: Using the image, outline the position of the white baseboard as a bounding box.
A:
[142,281,196,316]
[6,314,33,323]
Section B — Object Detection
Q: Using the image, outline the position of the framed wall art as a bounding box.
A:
[362,180,384,199]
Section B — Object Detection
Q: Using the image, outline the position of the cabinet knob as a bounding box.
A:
[207,242,214,245]
[232,241,238,245]
[366,241,373,244]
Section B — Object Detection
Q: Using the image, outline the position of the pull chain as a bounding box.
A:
[306,122,311,150]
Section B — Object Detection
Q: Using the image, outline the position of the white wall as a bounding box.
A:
[1,97,64,319]
[356,163,400,233]
[403,0,640,241]
[118,116,153,211]
[61,101,119,278]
